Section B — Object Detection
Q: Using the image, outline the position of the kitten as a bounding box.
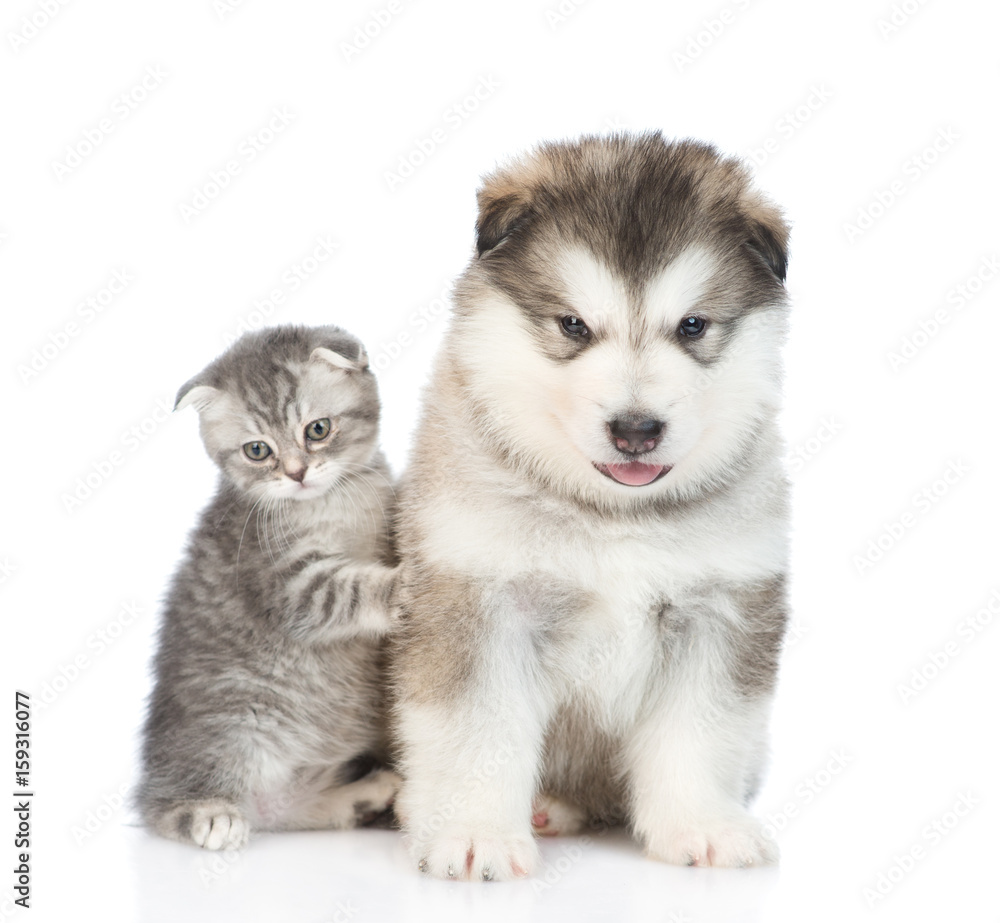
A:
[136,324,400,850]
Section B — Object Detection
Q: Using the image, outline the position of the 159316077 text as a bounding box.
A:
[13,691,32,910]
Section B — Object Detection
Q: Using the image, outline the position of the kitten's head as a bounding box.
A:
[176,325,381,501]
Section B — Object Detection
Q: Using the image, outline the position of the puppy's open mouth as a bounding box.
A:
[593,462,670,487]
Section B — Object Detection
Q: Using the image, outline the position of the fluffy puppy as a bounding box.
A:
[392,133,791,881]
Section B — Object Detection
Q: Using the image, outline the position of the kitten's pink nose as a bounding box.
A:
[284,465,307,483]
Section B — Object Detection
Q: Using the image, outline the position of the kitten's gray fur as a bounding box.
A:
[136,325,400,850]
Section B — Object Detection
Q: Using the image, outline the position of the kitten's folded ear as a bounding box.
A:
[174,380,220,412]
[310,346,369,373]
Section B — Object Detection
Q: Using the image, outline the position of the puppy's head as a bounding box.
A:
[450,133,790,508]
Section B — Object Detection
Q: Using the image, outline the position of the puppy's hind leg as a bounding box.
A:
[531,793,588,837]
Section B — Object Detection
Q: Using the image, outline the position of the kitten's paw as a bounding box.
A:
[645,815,777,868]
[531,793,587,837]
[155,801,250,850]
[412,828,539,881]
[193,807,250,851]
[350,769,402,825]
[300,768,402,830]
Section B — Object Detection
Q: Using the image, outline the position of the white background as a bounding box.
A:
[2,0,998,921]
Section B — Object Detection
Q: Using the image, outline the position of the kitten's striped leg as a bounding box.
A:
[282,558,399,642]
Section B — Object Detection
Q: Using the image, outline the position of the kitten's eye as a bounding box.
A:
[560,315,590,338]
[678,316,707,338]
[305,418,332,441]
[243,441,272,461]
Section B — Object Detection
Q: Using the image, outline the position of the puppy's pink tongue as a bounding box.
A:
[604,463,665,486]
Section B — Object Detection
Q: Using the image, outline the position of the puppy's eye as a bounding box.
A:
[243,441,272,461]
[305,418,332,441]
[678,316,707,338]
[561,315,590,338]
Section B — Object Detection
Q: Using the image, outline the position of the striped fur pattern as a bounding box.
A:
[391,134,792,880]
[136,325,400,849]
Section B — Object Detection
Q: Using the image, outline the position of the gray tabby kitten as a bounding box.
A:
[137,325,400,850]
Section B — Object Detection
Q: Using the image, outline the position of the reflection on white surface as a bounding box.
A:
[118,824,781,923]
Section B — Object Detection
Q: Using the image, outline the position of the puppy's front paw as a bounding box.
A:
[645,815,777,868]
[412,828,539,881]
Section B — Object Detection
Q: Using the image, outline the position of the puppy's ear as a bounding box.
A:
[476,188,532,255]
[475,152,555,256]
[742,195,790,283]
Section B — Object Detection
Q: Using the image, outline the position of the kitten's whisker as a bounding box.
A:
[332,470,382,541]
[236,493,268,589]
[266,496,283,562]
[336,462,397,497]
[281,502,300,542]
[274,497,295,555]
[257,495,279,567]
[333,465,394,530]
[269,498,284,560]
[255,498,267,563]
[273,500,287,558]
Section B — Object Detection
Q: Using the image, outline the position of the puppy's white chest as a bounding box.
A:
[483,569,661,725]
[557,594,662,727]
[419,485,779,592]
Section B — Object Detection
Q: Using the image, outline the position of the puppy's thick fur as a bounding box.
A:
[392,133,791,880]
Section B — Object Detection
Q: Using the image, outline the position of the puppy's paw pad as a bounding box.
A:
[415,831,538,881]
[531,794,587,837]
[647,818,777,868]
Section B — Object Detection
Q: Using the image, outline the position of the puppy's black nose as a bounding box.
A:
[609,418,664,455]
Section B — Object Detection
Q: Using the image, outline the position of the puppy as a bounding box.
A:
[392,133,791,880]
